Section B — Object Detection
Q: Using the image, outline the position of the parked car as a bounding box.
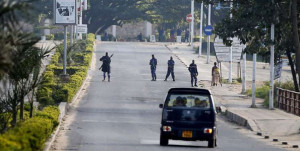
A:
[159,88,220,148]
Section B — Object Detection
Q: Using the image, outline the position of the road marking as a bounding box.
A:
[140,139,159,144]
[140,139,194,145]
[81,120,160,125]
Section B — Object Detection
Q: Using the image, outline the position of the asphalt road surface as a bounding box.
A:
[54,42,286,151]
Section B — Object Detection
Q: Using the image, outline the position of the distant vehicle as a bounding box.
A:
[159,88,220,148]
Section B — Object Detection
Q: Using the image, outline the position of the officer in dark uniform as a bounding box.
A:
[100,52,111,82]
[149,54,157,81]
[188,60,198,87]
[164,56,175,81]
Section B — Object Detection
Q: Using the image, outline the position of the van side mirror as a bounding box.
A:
[216,106,221,113]
[159,104,163,108]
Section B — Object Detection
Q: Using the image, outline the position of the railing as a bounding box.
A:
[277,88,300,116]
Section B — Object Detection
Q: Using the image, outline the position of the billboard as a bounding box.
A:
[54,0,77,25]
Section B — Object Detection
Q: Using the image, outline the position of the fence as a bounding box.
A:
[277,88,300,116]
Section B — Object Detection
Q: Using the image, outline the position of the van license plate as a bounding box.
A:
[182,131,193,138]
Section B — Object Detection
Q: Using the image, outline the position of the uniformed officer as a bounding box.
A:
[188,60,198,87]
[164,56,175,81]
[100,52,111,82]
[149,54,157,81]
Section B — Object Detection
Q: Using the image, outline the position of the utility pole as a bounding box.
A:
[191,0,195,50]
[269,23,275,109]
[242,52,246,93]
[70,25,74,45]
[199,2,204,57]
[252,53,257,107]
[229,2,233,83]
[63,25,68,75]
[206,4,211,64]
[78,1,83,40]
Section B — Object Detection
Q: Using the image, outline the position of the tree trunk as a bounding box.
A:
[292,0,300,88]
[19,98,24,121]
[287,51,299,91]
[11,100,17,126]
[29,90,34,118]
[29,102,33,118]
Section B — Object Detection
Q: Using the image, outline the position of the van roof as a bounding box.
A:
[168,88,211,95]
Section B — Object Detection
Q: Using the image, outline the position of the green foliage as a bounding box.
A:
[37,34,95,105]
[85,0,150,34]
[46,34,54,40]
[221,78,241,84]
[53,32,65,40]
[274,81,295,91]
[245,81,296,107]
[0,106,59,151]
[246,84,270,107]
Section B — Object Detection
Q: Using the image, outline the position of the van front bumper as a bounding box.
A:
[160,127,216,141]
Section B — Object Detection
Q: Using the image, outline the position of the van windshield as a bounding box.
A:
[166,94,211,109]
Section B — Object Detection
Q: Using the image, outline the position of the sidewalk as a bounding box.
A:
[166,43,300,150]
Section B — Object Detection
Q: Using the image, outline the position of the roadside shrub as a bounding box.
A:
[46,34,54,40]
[54,32,64,40]
[52,86,67,104]
[0,106,59,151]
[246,81,281,107]
[274,81,295,91]
[37,33,95,105]
[51,53,60,65]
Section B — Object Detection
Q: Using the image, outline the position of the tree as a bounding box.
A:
[202,0,300,91]
[291,0,300,91]
[84,0,150,34]
[0,0,30,78]
[0,0,49,126]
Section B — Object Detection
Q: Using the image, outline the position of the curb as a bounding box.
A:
[43,102,68,151]
[226,109,258,132]
[43,41,97,151]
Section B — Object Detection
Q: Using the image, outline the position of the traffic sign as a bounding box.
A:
[77,24,87,33]
[274,61,283,80]
[204,25,213,36]
[186,14,193,22]
[214,37,244,62]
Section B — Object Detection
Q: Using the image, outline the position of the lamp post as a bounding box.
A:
[229,2,233,83]
[206,3,211,64]
[199,2,204,57]
[191,0,195,50]
[269,23,275,109]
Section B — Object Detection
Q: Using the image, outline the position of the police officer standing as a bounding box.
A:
[100,52,112,82]
[164,56,175,81]
[149,54,157,81]
[188,60,198,87]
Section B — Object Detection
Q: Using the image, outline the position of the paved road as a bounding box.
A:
[52,42,286,151]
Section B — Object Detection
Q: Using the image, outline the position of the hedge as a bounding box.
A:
[0,106,59,151]
[37,33,95,106]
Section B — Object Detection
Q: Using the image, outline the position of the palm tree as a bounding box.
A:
[0,0,30,79]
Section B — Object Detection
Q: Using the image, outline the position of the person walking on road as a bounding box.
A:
[149,54,157,81]
[137,33,143,42]
[211,62,220,86]
[188,60,198,87]
[164,56,175,81]
[170,28,175,42]
[176,28,182,43]
[100,52,112,82]
[184,29,190,42]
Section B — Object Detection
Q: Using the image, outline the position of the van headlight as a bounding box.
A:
[204,128,213,134]
[163,126,172,132]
